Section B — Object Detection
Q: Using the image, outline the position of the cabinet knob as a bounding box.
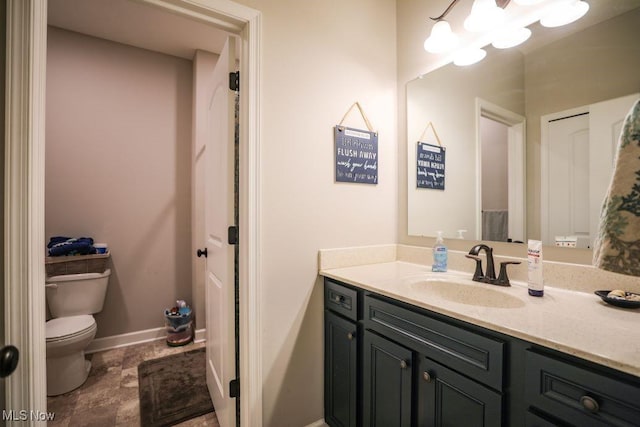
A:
[400,360,408,369]
[580,395,599,413]
[347,332,354,341]
[422,371,432,382]
[333,295,343,303]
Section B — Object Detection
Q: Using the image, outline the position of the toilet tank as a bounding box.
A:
[46,269,111,318]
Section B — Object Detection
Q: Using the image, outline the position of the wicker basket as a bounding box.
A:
[45,252,110,276]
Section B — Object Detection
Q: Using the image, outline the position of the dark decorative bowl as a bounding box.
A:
[594,290,640,309]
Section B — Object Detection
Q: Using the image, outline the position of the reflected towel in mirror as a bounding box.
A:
[482,210,508,242]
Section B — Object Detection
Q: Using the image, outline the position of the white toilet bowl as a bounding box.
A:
[46,315,97,396]
[45,269,110,396]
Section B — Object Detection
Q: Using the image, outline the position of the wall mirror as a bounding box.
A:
[407,1,640,253]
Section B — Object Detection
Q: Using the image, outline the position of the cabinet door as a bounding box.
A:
[525,349,640,427]
[363,331,413,427]
[325,310,357,427]
[418,356,502,427]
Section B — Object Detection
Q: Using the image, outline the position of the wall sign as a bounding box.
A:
[335,126,378,184]
[417,142,446,190]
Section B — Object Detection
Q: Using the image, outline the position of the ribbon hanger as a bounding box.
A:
[418,121,443,147]
[338,102,375,133]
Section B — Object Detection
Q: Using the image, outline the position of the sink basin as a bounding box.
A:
[410,279,525,309]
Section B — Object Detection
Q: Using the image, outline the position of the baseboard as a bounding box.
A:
[304,419,328,427]
[86,327,207,354]
[194,328,206,343]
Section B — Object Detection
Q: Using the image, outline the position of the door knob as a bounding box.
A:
[0,345,19,378]
[197,248,208,258]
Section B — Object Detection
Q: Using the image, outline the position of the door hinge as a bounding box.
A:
[229,378,240,398]
[229,71,239,91]
[228,226,239,245]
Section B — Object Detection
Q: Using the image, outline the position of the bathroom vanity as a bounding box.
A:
[320,247,640,427]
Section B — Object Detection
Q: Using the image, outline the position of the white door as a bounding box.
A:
[543,112,590,247]
[588,93,640,247]
[205,36,237,427]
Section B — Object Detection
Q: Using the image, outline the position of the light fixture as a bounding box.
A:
[464,0,505,32]
[424,20,459,53]
[540,0,589,28]
[454,48,487,66]
[491,26,532,49]
[512,0,544,5]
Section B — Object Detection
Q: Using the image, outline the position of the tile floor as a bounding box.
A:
[47,339,220,426]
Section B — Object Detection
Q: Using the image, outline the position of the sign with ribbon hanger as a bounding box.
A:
[334,102,378,184]
[416,121,446,190]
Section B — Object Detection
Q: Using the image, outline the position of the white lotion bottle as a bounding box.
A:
[432,231,448,272]
[527,239,544,296]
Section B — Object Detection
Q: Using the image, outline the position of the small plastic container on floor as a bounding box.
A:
[164,302,194,346]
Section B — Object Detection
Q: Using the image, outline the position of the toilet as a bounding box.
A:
[45,269,111,396]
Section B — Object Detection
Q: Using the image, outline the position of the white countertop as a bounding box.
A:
[320,261,640,378]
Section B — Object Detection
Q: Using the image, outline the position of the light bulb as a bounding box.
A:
[491,27,532,49]
[512,0,544,5]
[424,20,459,54]
[453,48,487,66]
[464,0,505,33]
[540,0,589,28]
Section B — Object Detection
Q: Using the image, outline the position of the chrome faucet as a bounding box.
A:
[466,244,521,286]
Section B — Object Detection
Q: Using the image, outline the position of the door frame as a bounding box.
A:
[474,98,527,242]
[4,1,263,425]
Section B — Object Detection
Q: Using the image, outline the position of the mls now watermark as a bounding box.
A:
[2,410,55,422]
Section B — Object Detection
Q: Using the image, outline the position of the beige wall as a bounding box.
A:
[481,117,508,211]
[45,27,193,338]
[231,0,398,425]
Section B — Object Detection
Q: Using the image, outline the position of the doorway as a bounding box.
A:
[475,98,526,243]
[480,116,510,241]
[3,1,262,426]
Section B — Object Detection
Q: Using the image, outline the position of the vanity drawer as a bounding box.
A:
[364,295,504,391]
[525,349,640,427]
[324,279,358,321]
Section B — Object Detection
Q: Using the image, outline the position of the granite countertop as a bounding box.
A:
[320,260,640,378]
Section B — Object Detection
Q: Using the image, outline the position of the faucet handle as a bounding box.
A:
[495,261,521,287]
[465,254,485,282]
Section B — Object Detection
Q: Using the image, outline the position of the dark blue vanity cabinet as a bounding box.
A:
[324,280,360,427]
[363,294,504,427]
[324,277,640,427]
[363,330,413,426]
[525,350,640,426]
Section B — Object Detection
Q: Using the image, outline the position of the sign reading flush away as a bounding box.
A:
[334,126,378,184]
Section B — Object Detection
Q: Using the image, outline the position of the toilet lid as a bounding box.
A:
[46,315,95,340]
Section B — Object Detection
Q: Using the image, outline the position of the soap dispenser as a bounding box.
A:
[432,231,448,272]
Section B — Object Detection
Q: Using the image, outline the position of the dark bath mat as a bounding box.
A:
[138,347,214,427]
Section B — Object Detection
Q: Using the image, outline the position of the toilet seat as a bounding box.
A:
[46,315,96,342]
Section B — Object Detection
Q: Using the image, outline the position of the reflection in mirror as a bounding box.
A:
[478,99,525,243]
[407,2,640,252]
[541,93,639,249]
